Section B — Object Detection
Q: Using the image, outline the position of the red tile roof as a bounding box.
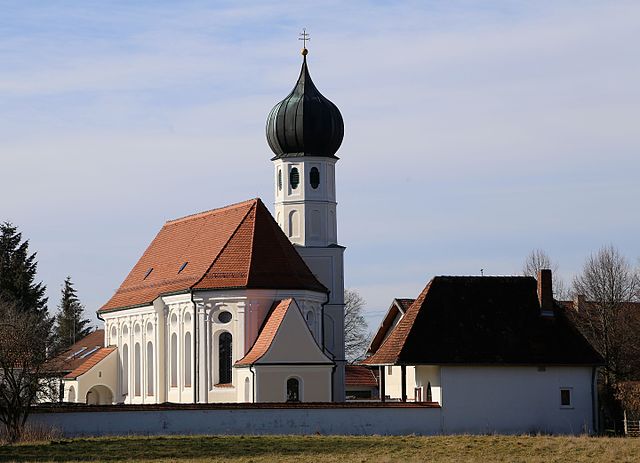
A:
[64,347,116,379]
[100,199,326,313]
[236,299,292,366]
[46,330,105,374]
[345,365,378,387]
[368,298,415,355]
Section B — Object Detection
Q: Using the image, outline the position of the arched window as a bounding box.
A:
[219,332,232,384]
[184,332,192,387]
[134,343,141,397]
[170,333,177,388]
[122,344,129,395]
[288,210,299,238]
[289,167,300,189]
[426,382,432,402]
[146,341,154,396]
[110,326,117,344]
[287,378,300,402]
[278,169,282,191]
[310,167,320,189]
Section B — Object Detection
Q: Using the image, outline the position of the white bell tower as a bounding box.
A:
[266,43,346,401]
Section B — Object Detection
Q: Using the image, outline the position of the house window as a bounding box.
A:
[560,388,572,407]
[219,332,232,384]
[387,366,393,375]
[287,378,300,402]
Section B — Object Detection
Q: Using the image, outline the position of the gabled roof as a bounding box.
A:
[45,330,105,374]
[345,365,378,388]
[236,298,332,366]
[368,298,415,355]
[64,347,116,379]
[363,276,603,366]
[100,199,326,313]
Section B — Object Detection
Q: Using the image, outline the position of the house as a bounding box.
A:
[345,365,378,400]
[362,270,604,434]
[59,46,347,405]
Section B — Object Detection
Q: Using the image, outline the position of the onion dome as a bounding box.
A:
[266,49,344,159]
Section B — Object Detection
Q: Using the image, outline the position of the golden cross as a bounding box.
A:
[298,29,310,49]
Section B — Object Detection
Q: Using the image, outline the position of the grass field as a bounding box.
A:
[1,434,640,462]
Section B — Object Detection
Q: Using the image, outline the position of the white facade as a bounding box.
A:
[382,365,597,434]
[274,156,346,401]
[95,288,329,404]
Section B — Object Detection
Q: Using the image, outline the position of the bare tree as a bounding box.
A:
[344,289,370,363]
[0,299,56,443]
[570,245,640,384]
[522,249,567,299]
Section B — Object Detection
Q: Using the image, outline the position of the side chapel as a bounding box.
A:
[61,45,347,404]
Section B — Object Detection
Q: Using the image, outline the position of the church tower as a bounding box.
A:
[266,44,346,401]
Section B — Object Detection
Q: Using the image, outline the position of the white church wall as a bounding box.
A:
[439,366,595,435]
[255,365,332,402]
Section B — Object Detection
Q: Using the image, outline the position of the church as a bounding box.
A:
[60,46,347,405]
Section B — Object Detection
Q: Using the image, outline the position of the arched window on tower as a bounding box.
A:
[310,167,320,189]
[289,167,300,189]
[287,378,300,402]
[219,332,232,385]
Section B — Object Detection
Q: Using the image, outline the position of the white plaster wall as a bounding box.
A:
[415,366,442,404]
[30,406,442,437]
[384,366,416,401]
[68,351,118,404]
[440,366,595,435]
[255,366,332,402]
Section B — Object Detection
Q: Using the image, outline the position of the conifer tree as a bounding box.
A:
[54,276,92,351]
[0,222,49,324]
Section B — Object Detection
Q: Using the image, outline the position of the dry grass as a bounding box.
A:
[1,434,640,462]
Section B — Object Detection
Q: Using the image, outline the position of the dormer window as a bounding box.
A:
[143,268,153,280]
[178,262,188,274]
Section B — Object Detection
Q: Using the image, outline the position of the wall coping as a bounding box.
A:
[32,401,440,414]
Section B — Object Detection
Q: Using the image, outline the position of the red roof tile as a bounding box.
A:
[368,298,415,355]
[345,365,378,387]
[236,299,292,366]
[100,199,326,313]
[64,347,116,379]
[46,330,105,374]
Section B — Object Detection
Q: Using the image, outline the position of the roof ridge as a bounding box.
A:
[191,201,257,290]
[166,198,258,225]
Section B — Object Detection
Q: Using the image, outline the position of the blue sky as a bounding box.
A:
[1,1,639,331]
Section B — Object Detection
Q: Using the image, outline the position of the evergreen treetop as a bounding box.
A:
[54,276,92,352]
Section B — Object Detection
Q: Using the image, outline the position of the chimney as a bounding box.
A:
[537,269,554,315]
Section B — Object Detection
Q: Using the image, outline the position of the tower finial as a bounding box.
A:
[299,28,310,55]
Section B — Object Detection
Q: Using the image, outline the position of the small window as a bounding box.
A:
[287,378,300,402]
[178,262,188,274]
[218,311,232,324]
[560,388,572,407]
[387,366,393,375]
[143,267,153,280]
[278,170,282,191]
[290,167,300,189]
[310,167,320,189]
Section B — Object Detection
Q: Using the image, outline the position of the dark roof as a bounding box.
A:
[100,199,326,313]
[46,330,105,374]
[363,276,603,366]
[266,51,344,159]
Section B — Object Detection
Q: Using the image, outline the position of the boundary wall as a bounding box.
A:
[29,403,442,437]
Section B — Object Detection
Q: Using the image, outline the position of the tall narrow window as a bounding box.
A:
[171,333,177,388]
[134,343,141,397]
[310,167,320,189]
[122,344,129,395]
[146,342,154,396]
[219,332,232,384]
[287,378,300,402]
[184,332,192,387]
[290,167,300,189]
[278,169,282,191]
